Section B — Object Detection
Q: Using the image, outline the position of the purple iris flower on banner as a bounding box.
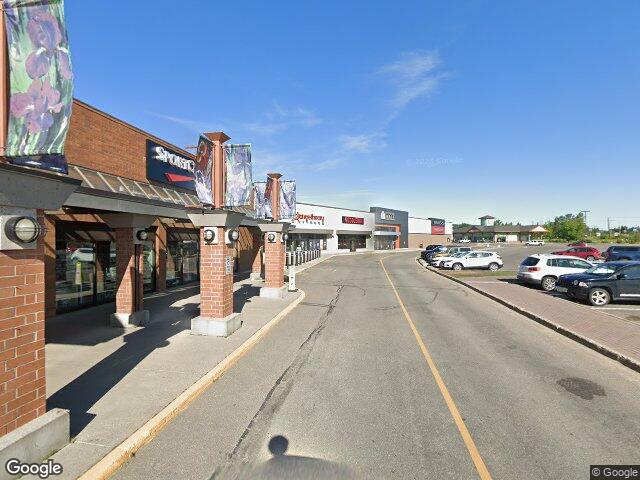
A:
[25,8,72,80]
[10,77,64,134]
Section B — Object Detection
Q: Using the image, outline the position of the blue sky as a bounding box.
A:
[67,1,640,228]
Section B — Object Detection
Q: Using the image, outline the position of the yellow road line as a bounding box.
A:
[380,257,493,480]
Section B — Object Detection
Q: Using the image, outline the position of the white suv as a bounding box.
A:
[442,251,503,271]
[517,254,593,291]
[525,240,545,246]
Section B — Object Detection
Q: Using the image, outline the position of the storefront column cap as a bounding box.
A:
[187,209,245,228]
[204,132,230,143]
[258,221,291,233]
[101,213,157,229]
[0,162,81,210]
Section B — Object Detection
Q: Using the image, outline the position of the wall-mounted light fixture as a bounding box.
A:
[267,232,276,243]
[6,216,42,245]
[203,228,217,244]
[136,229,149,242]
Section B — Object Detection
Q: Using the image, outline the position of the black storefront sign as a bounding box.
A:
[146,140,196,191]
[431,218,446,235]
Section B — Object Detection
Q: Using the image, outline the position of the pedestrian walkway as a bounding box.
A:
[420,261,640,371]
[43,278,301,480]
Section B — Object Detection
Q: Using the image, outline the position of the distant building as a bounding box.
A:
[453,215,547,243]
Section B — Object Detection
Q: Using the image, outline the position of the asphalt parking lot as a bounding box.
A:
[448,242,610,271]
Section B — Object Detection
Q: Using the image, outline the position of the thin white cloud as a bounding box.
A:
[244,122,288,136]
[338,132,386,153]
[270,101,323,127]
[151,112,216,134]
[311,157,344,171]
[378,50,446,113]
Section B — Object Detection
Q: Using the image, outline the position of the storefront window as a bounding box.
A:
[142,243,156,293]
[338,235,366,250]
[56,240,117,313]
[166,239,200,286]
[289,234,327,251]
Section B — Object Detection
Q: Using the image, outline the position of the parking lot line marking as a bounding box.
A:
[380,257,493,480]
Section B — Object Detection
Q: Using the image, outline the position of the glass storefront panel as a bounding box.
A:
[166,239,200,286]
[338,235,366,250]
[55,242,96,312]
[142,243,156,293]
[289,234,327,251]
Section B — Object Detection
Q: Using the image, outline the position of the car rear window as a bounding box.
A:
[521,257,540,266]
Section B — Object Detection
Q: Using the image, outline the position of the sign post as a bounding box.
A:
[288,265,297,291]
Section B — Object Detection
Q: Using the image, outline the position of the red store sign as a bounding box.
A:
[342,216,364,225]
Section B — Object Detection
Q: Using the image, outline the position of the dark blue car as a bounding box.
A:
[556,261,640,306]
[420,245,446,261]
[602,245,640,261]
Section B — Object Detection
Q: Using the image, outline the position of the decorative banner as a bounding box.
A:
[253,182,271,219]
[431,218,446,235]
[194,135,213,205]
[3,0,74,174]
[280,180,296,219]
[224,144,252,206]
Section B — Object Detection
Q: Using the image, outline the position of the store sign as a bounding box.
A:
[293,213,324,224]
[146,140,196,191]
[342,216,364,225]
[379,210,395,221]
[431,218,446,235]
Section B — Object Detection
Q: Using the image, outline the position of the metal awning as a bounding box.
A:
[336,229,372,235]
[373,230,400,236]
[289,228,334,235]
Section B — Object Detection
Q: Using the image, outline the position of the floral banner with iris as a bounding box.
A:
[3,0,73,174]
[280,180,296,219]
[194,135,213,205]
[224,144,252,207]
[253,181,272,219]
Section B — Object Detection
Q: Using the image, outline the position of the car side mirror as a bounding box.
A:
[617,273,628,280]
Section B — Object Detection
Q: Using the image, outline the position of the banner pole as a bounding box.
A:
[0,4,7,158]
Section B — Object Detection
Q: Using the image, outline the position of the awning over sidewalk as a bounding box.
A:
[290,228,334,235]
[336,229,372,235]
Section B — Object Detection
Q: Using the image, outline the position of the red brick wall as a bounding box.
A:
[65,100,194,183]
[264,234,285,289]
[199,228,233,319]
[0,211,46,436]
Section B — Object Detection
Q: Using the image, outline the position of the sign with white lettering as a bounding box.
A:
[146,140,196,190]
[430,218,446,235]
[225,256,233,275]
[342,216,364,225]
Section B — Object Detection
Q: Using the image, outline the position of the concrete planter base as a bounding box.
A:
[191,313,241,337]
[110,310,150,328]
[260,286,287,299]
[0,409,69,480]
[249,272,263,281]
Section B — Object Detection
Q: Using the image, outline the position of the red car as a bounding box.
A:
[552,246,602,261]
[568,241,587,247]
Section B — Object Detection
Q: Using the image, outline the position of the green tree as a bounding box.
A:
[545,213,587,241]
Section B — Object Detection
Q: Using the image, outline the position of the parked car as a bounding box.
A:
[442,251,503,271]
[525,240,545,246]
[431,251,469,267]
[552,246,602,262]
[430,246,472,263]
[568,241,587,247]
[70,247,95,263]
[602,245,640,262]
[458,238,471,243]
[556,261,640,306]
[420,245,445,261]
[517,254,593,291]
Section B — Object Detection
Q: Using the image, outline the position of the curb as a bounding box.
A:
[414,258,640,374]
[77,289,307,480]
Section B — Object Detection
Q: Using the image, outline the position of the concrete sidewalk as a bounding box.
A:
[418,259,640,372]
[42,278,301,480]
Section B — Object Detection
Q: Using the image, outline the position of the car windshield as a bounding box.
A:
[585,264,620,275]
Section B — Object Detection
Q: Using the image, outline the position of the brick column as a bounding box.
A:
[263,233,285,290]
[155,222,167,292]
[111,228,148,327]
[43,214,57,319]
[250,232,262,280]
[0,210,46,436]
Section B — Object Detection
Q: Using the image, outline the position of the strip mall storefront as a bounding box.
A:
[288,203,374,253]
[370,207,409,250]
[43,100,259,317]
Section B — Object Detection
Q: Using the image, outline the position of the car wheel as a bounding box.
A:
[586,256,595,261]
[541,276,556,291]
[452,263,463,271]
[488,262,499,271]
[588,288,611,307]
